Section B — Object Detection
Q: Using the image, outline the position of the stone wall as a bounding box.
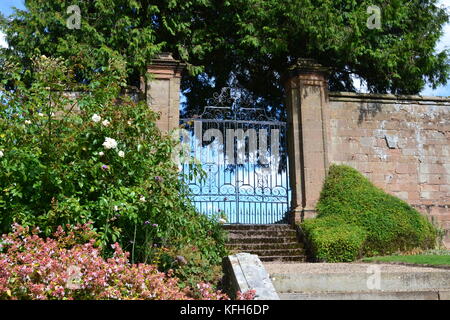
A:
[147,56,450,248]
[327,92,450,247]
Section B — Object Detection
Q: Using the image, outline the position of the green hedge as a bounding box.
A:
[300,165,437,262]
[302,216,367,262]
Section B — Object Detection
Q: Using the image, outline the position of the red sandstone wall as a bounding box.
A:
[327,92,450,248]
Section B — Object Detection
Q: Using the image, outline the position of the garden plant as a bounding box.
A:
[0,55,228,292]
[301,165,438,262]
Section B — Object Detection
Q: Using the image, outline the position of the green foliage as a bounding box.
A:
[154,244,224,289]
[0,0,448,114]
[0,56,227,279]
[301,165,437,262]
[302,217,367,262]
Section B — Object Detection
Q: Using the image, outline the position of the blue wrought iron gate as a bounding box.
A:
[179,88,290,224]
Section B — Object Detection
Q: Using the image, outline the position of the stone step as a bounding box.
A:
[227,242,304,250]
[224,224,306,263]
[227,229,297,238]
[280,291,449,300]
[243,248,305,257]
[227,236,298,244]
[259,255,307,262]
[223,224,293,231]
[264,263,450,294]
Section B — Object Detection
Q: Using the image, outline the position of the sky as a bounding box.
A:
[0,0,25,47]
[0,0,449,96]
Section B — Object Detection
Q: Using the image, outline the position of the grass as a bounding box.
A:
[363,254,450,266]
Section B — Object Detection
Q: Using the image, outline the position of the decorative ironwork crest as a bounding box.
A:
[197,87,276,123]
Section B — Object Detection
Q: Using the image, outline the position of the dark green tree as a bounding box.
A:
[1,0,449,114]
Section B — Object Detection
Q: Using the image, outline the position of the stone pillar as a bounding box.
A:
[146,53,185,134]
[285,58,330,224]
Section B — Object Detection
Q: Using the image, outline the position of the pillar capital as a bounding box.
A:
[285,58,329,87]
[289,58,329,74]
[147,52,185,79]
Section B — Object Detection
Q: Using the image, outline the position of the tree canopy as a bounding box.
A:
[1,0,449,114]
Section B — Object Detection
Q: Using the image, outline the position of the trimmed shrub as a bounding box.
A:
[0,224,255,300]
[301,165,437,262]
[302,216,367,262]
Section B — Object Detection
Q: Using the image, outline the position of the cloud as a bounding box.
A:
[0,31,7,48]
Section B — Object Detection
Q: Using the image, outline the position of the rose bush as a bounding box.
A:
[0,56,227,285]
[0,224,253,300]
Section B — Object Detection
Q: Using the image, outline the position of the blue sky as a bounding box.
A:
[0,0,24,17]
[0,0,449,96]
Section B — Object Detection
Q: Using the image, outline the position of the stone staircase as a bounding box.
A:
[224,224,306,262]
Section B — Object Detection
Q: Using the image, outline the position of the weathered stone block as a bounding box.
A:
[222,253,279,300]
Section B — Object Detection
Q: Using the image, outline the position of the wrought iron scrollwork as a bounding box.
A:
[180,87,290,224]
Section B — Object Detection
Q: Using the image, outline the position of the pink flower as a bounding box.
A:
[0,224,250,301]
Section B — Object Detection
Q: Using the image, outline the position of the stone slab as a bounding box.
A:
[223,253,280,300]
[280,291,440,300]
[265,263,450,293]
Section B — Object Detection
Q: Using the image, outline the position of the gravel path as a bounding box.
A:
[263,262,450,274]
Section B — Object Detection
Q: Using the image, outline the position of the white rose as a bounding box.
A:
[102,137,118,150]
[118,150,125,158]
[25,120,32,125]
[92,114,101,123]
[102,119,110,127]
[99,151,104,156]
[0,150,3,158]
